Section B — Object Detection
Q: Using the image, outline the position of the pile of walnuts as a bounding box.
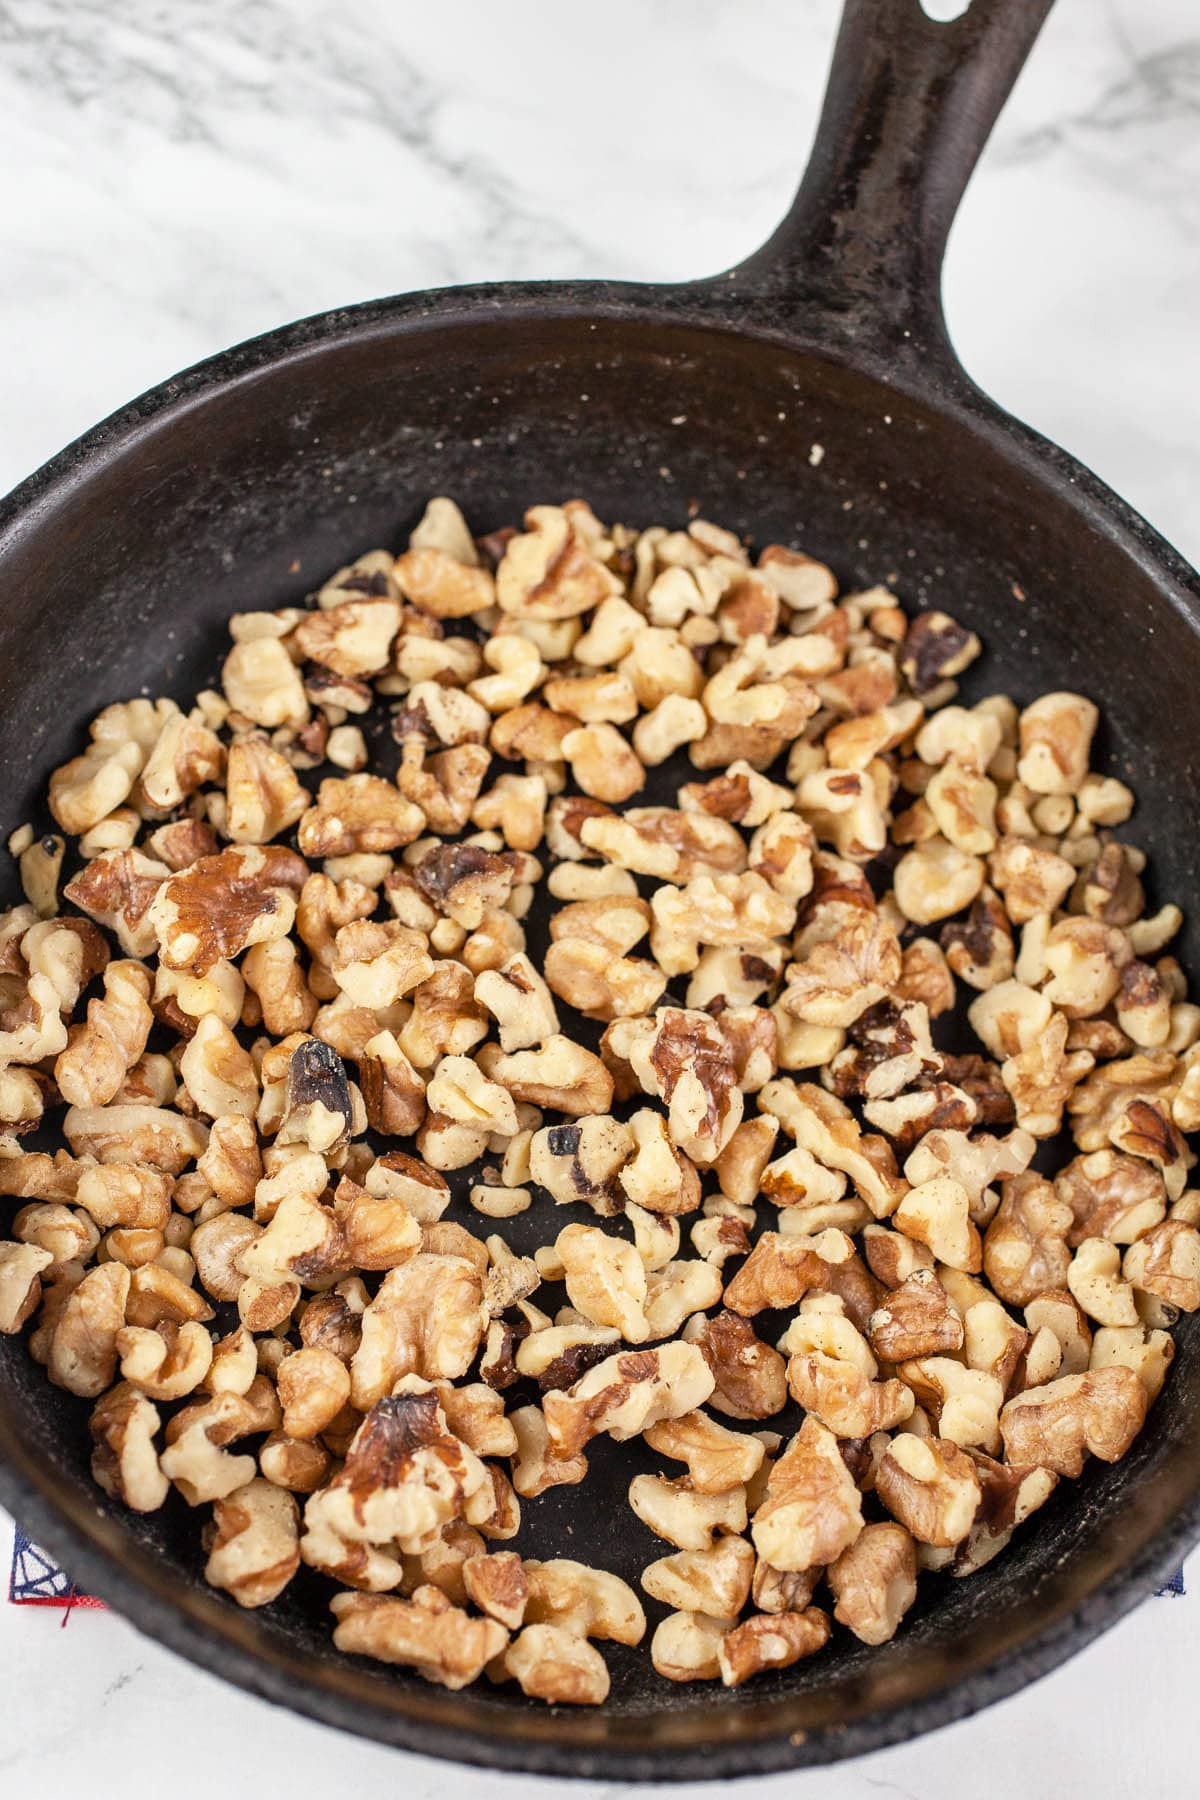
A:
[1,494,1198,1701]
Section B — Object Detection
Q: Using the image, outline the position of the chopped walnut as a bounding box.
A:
[876,1433,981,1545]
[1000,1367,1147,1475]
[828,1521,917,1645]
[331,1587,508,1689]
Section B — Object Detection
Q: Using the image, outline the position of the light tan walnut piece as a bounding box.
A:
[0,1241,53,1334]
[543,1341,715,1458]
[46,1260,131,1397]
[752,1417,863,1571]
[555,1223,649,1342]
[509,1404,589,1499]
[628,1473,748,1552]
[351,1254,486,1406]
[759,1081,906,1218]
[89,1382,169,1512]
[523,1558,645,1644]
[477,1036,613,1117]
[331,1587,508,1689]
[717,1608,831,1688]
[501,1624,610,1705]
[999,1367,1147,1476]
[54,960,153,1109]
[225,735,308,844]
[828,1521,918,1645]
[204,1478,300,1608]
[650,1609,730,1682]
[641,1536,755,1617]
[876,1433,981,1546]
[643,1411,765,1493]
[1123,1220,1200,1312]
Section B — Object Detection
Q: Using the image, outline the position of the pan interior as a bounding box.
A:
[1,302,1198,1766]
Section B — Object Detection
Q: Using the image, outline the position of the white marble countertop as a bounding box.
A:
[1,0,1199,1794]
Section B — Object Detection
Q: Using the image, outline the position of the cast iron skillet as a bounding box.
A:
[1,0,1198,1779]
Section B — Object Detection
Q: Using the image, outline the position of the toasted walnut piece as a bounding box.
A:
[204,1478,300,1608]
[350,1255,485,1407]
[276,1346,352,1440]
[650,1609,729,1682]
[613,1110,697,1217]
[554,1223,648,1342]
[650,871,796,979]
[940,887,1014,992]
[54,960,153,1110]
[63,848,171,958]
[89,1383,169,1512]
[477,1037,613,1118]
[71,1164,174,1235]
[159,1392,262,1505]
[239,937,317,1038]
[629,1473,748,1552]
[509,1404,588,1499]
[474,954,559,1052]
[557,723,644,804]
[621,1007,744,1162]
[786,1339,914,1440]
[827,1522,918,1645]
[222,637,308,727]
[523,1558,645,1645]
[457,1552,528,1632]
[895,936,956,1018]
[1000,1366,1147,1475]
[543,1341,715,1458]
[331,1586,507,1689]
[117,1320,213,1402]
[46,1260,130,1397]
[148,845,306,977]
[225,735,308,844]
[296,775,424,860]
[751,1418,863,1571]
[305,1383,490,1557]
[683,1310,789,1421]
[1017,691,1098,795]
[717,1606,831,1688]
[760,1081,906,1220]
[899,610,980,696]
[1065,1231,1144,1332]
[495,505,621,621]
[981,1173,1073,1306]
[642,1536,755,1618]
[1055,1150,1167,1250]
[988,836,1076,924]
[644,1412,765,1495]
[894,1176,980,1273]
[1091,1323,1174,1401]
[892,836,986,926]
[921,1452,1059,1578]
[896,1357,1003,1455]
[1123,1220,1200,1312]
[876,1433,981,1546]
[500,1624,609,1706]
[868,1269,964,1361]
[714,1115,779,1207]
[0,1241,53,1334]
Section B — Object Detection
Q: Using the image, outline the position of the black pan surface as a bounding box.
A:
[1,0,1198,1778]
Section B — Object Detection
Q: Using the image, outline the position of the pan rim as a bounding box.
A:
[2,280,1200,1778]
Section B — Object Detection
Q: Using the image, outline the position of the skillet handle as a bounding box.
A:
[727,0,1054,366]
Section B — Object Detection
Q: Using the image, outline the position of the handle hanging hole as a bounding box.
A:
[920,0,972,19]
